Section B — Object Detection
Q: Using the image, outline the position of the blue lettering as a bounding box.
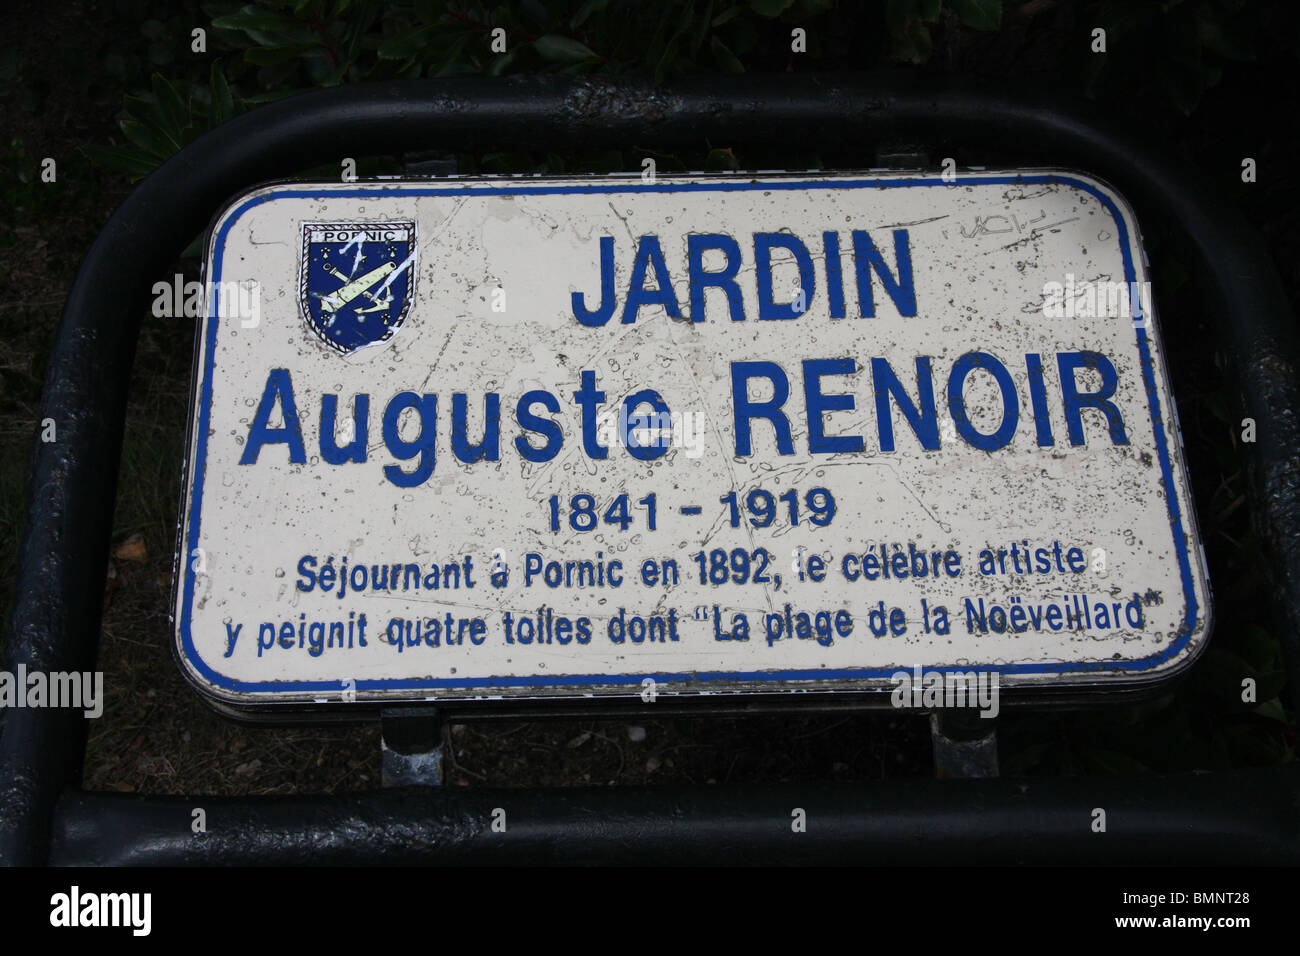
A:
[572,235,617,327]
[241,368,306,464]
[732,361,794,456]
[516,390,562,462]
[452,392,500,463]
[872,357,939,451]
[803,358,863,454]
[687,233,745,323]
[853,229,916,318]
[1058,351,1128,446]
[381,392,437,487]
[948,352,1019,451]
[621,235,682,324]
[754,233,815,321]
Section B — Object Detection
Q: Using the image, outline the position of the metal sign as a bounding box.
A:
[172,170,1211,709]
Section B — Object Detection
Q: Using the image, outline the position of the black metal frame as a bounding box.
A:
[4,73,1299,865]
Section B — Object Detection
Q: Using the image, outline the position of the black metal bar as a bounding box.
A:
[6,73,1299,865]
[48,766,1300,865]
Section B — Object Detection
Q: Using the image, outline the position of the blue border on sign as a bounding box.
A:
[178,174,1201,696]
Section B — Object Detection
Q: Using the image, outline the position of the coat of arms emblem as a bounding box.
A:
[299,221,415,354]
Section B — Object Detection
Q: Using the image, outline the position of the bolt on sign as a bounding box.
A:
[173,171,1211,710]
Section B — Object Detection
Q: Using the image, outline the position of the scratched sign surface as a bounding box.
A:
[174,171,1211,707]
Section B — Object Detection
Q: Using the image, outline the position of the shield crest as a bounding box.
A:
[300,221,416,354]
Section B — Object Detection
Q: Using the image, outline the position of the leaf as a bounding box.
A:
[486,48,519,76]
[1219,721,1290,765]
[653,33,682,82]
[209,60,235,127]
[480,151,531,173]
[691,0,714,57]
[81,144,160,181]
[1197,7,1254,62]
[1239,625,1282,672]
[710,35,744,72]
[430,34,472,76]
[211,5,299,34]
[242,86,313,104]
[749,0,795,16]
[712,4,744,27]
[1157,58,1205,115]
[519,0,550,28]
[119,119,178,159]
[256,58,303,88]
[883,0,912,31]
[533,34,598,63]
[950,0,1001,31]
[791,0,835,16]
[122,93,168,134]
[570,0,610,29]
[414,0,443,25]
[1092,0,1160,42]
[343,2,382,65]
[320,60,350,86]
[573,148,626,173]
[644,3,675,72]
[244,42,324,65]
[888,19,932,63]
[1195,646,1280,705]
[150,73,189,141]
[706,147,739,170]
[1252,697,1292,725]
[653,0,694,84]
[1252,670,1290,705]
[377,25,434,60]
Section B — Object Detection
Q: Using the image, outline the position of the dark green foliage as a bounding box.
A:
[1084,0,1256,115]
[85,1,1267,180]
[89,1,1015,177]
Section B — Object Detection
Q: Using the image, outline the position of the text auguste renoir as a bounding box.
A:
[234,228,1130,487]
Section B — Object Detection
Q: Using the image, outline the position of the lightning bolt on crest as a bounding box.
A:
[299,221,416,354]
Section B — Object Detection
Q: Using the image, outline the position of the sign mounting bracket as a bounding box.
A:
[380,707,444,787]
[930,710,999,779]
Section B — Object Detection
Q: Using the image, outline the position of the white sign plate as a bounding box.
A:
[174,171,1211,708]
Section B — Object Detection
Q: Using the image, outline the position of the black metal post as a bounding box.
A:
[48,766,1300,865]
[5,74,1298,865]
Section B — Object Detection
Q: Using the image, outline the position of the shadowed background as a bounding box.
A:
[0,0,1294,795]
